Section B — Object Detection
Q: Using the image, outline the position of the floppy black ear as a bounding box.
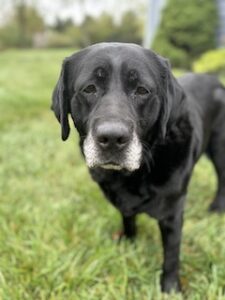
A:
[51,59,70,141]
[158,56,185,139]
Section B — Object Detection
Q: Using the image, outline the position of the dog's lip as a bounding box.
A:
[101,164,122,170]
[97,162,123,170]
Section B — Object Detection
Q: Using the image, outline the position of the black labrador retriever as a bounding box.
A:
[51,43,225,292]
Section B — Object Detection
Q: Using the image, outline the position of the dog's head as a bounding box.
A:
[52,43,183,172]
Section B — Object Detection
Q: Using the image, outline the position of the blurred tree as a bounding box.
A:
[80,14,116,46]
[79,11,142,46]
[47,20,83,48]
[115,11,142,44]
[152,0,218,68]
[0,1,144,49]
[16,0,27,47]
[52,17,74,33]
[24,6,45,36]
[0,0,44,48]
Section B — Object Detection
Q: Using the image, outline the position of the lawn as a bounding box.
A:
[0,49,225,300]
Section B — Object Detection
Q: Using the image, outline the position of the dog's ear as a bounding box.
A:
[51,58,71,141]
[158,56,185,139]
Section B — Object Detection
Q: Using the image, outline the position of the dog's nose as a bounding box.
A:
[95,121,131,150]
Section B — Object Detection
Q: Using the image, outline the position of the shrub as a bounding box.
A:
[153,0,218,69]
[193,48,225,74]
[153,33,189,69]
[46,31,74,48]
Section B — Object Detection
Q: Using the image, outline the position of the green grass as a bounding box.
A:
[0,49,225,300]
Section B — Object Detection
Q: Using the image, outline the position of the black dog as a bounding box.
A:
[51,43,225,292]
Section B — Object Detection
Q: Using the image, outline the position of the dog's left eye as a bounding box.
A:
[83,84,97,94]
[135,86,149,95]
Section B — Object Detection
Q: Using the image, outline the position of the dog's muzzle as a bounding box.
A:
[83,119,142,171]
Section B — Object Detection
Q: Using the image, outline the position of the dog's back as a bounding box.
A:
[178,73,225,212]
[178,73,225,152]
[178,73,225,110]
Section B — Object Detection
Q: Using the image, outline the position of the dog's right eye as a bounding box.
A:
[135,86,149,96]
[83,85,97,94]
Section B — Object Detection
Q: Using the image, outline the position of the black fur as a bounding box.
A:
[51,43,225,293]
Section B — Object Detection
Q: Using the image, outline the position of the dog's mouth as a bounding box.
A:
[98,163,123,171]
[83,131,142,172]
[87,159,140,172]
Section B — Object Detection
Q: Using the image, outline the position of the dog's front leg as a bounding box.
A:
[122,215,137,239]
[113,215,136,241]
[158,211,183,293]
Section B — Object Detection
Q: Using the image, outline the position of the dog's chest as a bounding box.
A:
[94,171,178,220]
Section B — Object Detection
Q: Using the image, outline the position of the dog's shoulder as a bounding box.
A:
[149,113,194,186]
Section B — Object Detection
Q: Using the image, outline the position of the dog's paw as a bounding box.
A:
[161,274,182,293]
[112,230,136,243]
[112,230,124,241]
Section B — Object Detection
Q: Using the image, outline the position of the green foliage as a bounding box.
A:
[0,4,45,48]
[46,31,77,48]
[1,50,225,299]
[153,0,218,69]
[79,14,116,46]
[112,11,142,44]
[78,11,142,47]
[0,23,22,49]
[52,17,74,33]
[0,8,143,49]
[153,33,189,68]
[193,48,225,74]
